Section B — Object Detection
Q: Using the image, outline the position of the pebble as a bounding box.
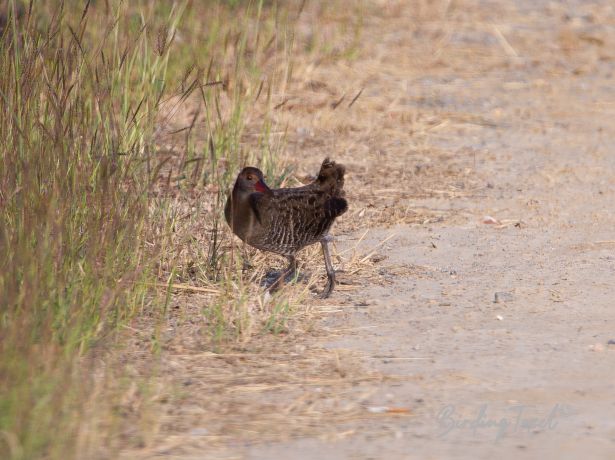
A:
[589,343,605,352]
[367,406,389,414]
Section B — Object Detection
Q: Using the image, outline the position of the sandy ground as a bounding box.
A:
[243,0,615,458]
[128,0,615,458]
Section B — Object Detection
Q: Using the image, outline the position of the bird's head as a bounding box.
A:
[234,167,272,195]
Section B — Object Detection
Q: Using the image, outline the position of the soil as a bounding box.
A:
[127,0,615,458]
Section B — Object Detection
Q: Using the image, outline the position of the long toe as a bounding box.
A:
[319,275,334,299]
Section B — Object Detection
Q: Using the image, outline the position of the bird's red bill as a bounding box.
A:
[255,180,269,193]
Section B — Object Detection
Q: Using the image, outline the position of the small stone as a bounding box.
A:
[483,215,500,224]
[496,315,504,321]
[494,292,514,303]
[367,406,389,414]
[607,339,615,346]
[590,343,605,352]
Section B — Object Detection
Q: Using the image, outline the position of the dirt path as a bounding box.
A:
[243,1,615,458]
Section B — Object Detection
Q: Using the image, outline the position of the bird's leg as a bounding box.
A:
[320,235,336,299]
[269,255,297,292]
[284,255,298,282]
[241,242,253,273]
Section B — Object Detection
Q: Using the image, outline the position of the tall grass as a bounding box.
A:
[149,0,301,342]
[0,0,296,457]
[0,1,184,456]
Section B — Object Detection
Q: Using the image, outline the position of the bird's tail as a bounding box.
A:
[324,197,348,218]
[316,158,345,196]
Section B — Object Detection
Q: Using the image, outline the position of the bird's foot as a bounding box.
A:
[318,272,336,299]
[319,236,337,298]
[263,270,282,289]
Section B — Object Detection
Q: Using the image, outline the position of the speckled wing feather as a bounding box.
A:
[247,159,347,255]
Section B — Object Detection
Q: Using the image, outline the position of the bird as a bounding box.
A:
[225,158,348,298]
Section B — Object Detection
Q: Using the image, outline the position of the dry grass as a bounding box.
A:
[0,1,187,456]
[117,328,390,458]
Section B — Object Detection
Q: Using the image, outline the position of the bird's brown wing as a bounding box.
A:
[249,189,346,254]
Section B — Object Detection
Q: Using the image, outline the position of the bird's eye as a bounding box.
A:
[246,174,253,180]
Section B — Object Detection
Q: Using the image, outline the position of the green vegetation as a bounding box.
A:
[0,0,297,457]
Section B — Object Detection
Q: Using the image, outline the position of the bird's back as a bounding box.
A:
[248,159,347,255]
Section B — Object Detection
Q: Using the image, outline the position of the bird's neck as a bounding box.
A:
[232,186,253,206]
